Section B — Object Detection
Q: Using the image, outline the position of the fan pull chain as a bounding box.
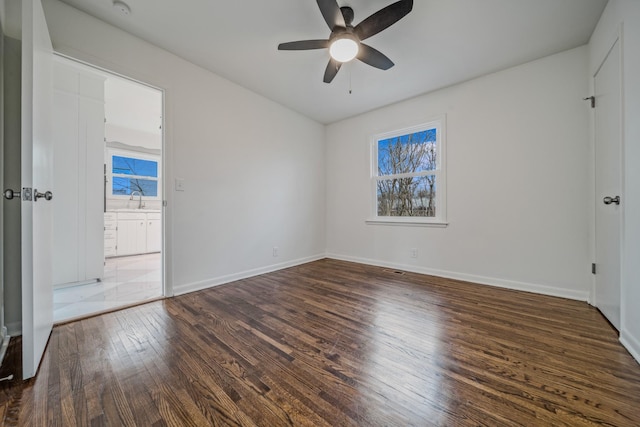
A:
[349,66,352,95]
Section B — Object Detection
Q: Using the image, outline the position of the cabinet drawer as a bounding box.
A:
[146,213,161,220]
[104,212,117,221]
[104,238,117,257]
[104,220,117,230]
[104,229,117,240]
[117,212,146,220]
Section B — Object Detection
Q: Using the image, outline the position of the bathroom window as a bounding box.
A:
[108,151,160,198]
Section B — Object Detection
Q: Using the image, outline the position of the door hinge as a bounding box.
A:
[592,263,597,275]
[163,200,168,207]
[584,96,595,108]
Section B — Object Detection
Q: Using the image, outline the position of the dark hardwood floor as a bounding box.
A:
[1,259,639,426]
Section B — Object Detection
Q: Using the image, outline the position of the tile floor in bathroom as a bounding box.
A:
[53,253,163,323]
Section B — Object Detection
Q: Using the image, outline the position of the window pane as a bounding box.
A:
[113,177,158,197]
[377,129,437,176]
[377,175,436,217]
[113,156,158,178]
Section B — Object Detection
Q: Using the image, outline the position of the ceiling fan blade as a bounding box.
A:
[354,0,413,41]
[317,0,345,30]
[323,58,342,83]
[358,44,394,70]
[278,40,329,51]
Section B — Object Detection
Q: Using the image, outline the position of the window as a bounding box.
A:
[370,117,446,226]
[108,151,160,198]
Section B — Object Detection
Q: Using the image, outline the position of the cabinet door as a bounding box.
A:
[104,217,117,258]
[135,220,147,254]
[83,96,106,279]
[52,89,80,285]
[146,219,161,253]
[52,61,105,284]
[116,220,138,256]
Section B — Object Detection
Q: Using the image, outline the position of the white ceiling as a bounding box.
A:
[55,0,608,124]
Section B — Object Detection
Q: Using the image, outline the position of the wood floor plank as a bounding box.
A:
[1,258,639,426]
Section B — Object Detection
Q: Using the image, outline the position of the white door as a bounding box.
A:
[594,37,622,331]
[0,15,7,354]
[21,0,55,379]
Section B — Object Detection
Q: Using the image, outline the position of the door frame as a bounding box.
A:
[0,9,8,365]
[53,52,169,299]
[590,24,625,319]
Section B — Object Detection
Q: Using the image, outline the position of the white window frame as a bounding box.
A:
[367,116,447,227]
[106,148,162,201]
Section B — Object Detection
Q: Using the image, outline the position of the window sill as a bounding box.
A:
[365,218,449,228]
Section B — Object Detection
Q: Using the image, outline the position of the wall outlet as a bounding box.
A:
[273,246,278,257]
[410,248,418,259]
[175,178,185,191]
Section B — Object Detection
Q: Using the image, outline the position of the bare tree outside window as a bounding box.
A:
[376,129,437,217]
[112,155,159,197]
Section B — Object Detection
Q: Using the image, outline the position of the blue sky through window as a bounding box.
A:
[377,128,437,176]
[112,155,159,197]
[113,156,158,177]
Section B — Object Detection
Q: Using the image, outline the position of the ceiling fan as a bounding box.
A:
[278,0,413,83]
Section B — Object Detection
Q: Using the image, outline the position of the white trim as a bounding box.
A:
[173,254,326,296]
[6,321,21,337]
[620,330,640,365]
[326,253,590,302]
[0,328,9,368]
[54,52,165,94]
[51,52,170,302]
[53,278,100,290]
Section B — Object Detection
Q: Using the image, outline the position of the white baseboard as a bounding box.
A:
[620,330,640,365]
[173,254,326,296]
[326,253,590,302]
[0,327,9,368]
[173,251,590,303]
[6,322,21,337]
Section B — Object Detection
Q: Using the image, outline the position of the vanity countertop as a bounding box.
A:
[107,209,162,213]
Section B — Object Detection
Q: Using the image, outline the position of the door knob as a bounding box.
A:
[3,189,20,200]
[603,195,620,205]
[34,190,53,201]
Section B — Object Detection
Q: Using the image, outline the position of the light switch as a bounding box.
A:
[175,178,185,191]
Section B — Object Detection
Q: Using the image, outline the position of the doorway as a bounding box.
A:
[51,56,164,323]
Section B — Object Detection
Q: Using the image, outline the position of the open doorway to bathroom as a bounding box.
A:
[52,55,164,323]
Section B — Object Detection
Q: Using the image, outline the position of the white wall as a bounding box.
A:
[105,124,160,151]
[41,0,326,295]
[326,46,591,301]
[590,0,640,363]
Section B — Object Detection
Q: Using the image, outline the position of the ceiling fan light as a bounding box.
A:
[329,37,359,63]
